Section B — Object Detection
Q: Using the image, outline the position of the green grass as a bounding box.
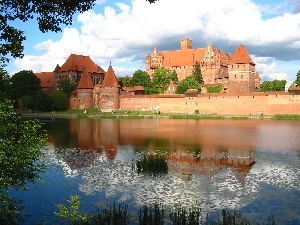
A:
[169,114,225,120]
[231,116,249,120]
[272,114,300,120]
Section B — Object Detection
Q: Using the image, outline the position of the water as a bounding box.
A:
[9,118,300,224]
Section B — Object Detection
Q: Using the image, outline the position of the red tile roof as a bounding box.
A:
[77,69,94,89]
[35,72,56,88]
[229,44,255,65]
[59,54,105,74]
[161,48,206,67]
[101,65,121,88]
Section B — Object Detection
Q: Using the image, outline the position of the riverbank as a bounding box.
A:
[18,108,300,120]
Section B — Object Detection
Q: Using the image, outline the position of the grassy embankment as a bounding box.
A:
[19,108,300,120]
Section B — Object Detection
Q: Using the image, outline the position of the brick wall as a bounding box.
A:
[120,93,300,115]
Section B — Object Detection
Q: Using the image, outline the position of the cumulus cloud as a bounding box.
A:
[11,0,300,80]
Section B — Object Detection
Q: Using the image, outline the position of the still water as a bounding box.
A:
[10,118,300,224]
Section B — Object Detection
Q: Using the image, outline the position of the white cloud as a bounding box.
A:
[11,0,300,80]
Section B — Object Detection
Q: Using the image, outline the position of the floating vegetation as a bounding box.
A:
[132,153,168,176]
[169,114,225,120]
[272,114,300,120]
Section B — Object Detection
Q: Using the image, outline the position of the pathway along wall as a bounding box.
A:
[120,92,300,115]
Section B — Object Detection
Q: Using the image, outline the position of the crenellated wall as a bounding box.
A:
[120,93,300,115]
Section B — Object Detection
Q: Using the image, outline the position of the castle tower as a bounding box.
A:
[181,38,192,50]
[98,63,121,112]
[77,68,94,109]
[228,45,256,93]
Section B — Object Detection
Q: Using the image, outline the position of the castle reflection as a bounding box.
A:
[43,118,257,179]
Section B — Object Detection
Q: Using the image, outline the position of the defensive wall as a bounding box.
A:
[120,92,300,115]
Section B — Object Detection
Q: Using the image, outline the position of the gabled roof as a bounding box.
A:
[101,65,121,88]
[77,69,94,89]
[59,54,105,74]
[35,72,56,88]
[161,48,206,67]
[229,44,255,65]
[255,72,260,79]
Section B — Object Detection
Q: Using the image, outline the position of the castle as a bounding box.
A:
[146,38,260,93]
[35,40,300,115]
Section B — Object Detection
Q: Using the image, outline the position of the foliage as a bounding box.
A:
[132,70,151,87]
[10,70,42,102]
[88,203,128,225]
[118,76,132,87]
[35,90,53,111]
[55,195,88,224]
[170,69,179,83]
[206,85,223,93]
[50,91,69,111]
[192,61,203,84]
[0,68,10,98]
[18,95,35,110]
[133,154,168,175]
[259,79,287,92]
[293,70,300,87]
[0,99,47,222]
[0,0,96,65]
[152,67,176,88]
[175,76,201,94]
[58,79,76,97]
[139,203,164,225]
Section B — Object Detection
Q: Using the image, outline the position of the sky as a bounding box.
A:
[5,0,300,85]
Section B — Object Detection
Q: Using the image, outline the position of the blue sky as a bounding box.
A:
[5,0,300,86]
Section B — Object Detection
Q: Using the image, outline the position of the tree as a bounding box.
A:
[10,70,42,103]
[176,76,201,94]
[193,61,203,84]
[0,0,158,65]
[0,68,10,98]
[118,76,132,87]
[132,70,151,87]
[259,79,287,92]
[35,90,53,112]
[50,91,69,111]
[58,79,76,97]
[0,99,47,222]
[293,70,300,87]
[152,67,175,87]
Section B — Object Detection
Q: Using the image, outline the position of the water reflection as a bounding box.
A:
[18,118,300,224]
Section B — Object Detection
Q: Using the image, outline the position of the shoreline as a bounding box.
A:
[19,111,275,120]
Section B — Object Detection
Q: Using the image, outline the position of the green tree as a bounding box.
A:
[175,76,201,94]
[193,61,203,84]
[293,70,300,87]
[132,70,151,87]
[152,67,175,88]
[58,79,76,97]
[259,79,287,92]
[118,76,132,87]
[0,99,47,222]
[35,90,53,112]
[10,70,42,103]
[0,68,11,98]
[170,70,179,83]
[50,91,69,111]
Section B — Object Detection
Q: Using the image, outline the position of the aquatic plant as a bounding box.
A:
[139,203,164,225]
[133,154,168,175]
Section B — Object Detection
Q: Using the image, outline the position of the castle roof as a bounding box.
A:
[255,72,260,79]
[35,72,56,88]
[229,44,255,65]
[77,69,94,89]
[59,54,105,74]
[101,64,121,88]
[161,48,206,67]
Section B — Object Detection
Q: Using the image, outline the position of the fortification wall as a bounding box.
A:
[120,92,300,115]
